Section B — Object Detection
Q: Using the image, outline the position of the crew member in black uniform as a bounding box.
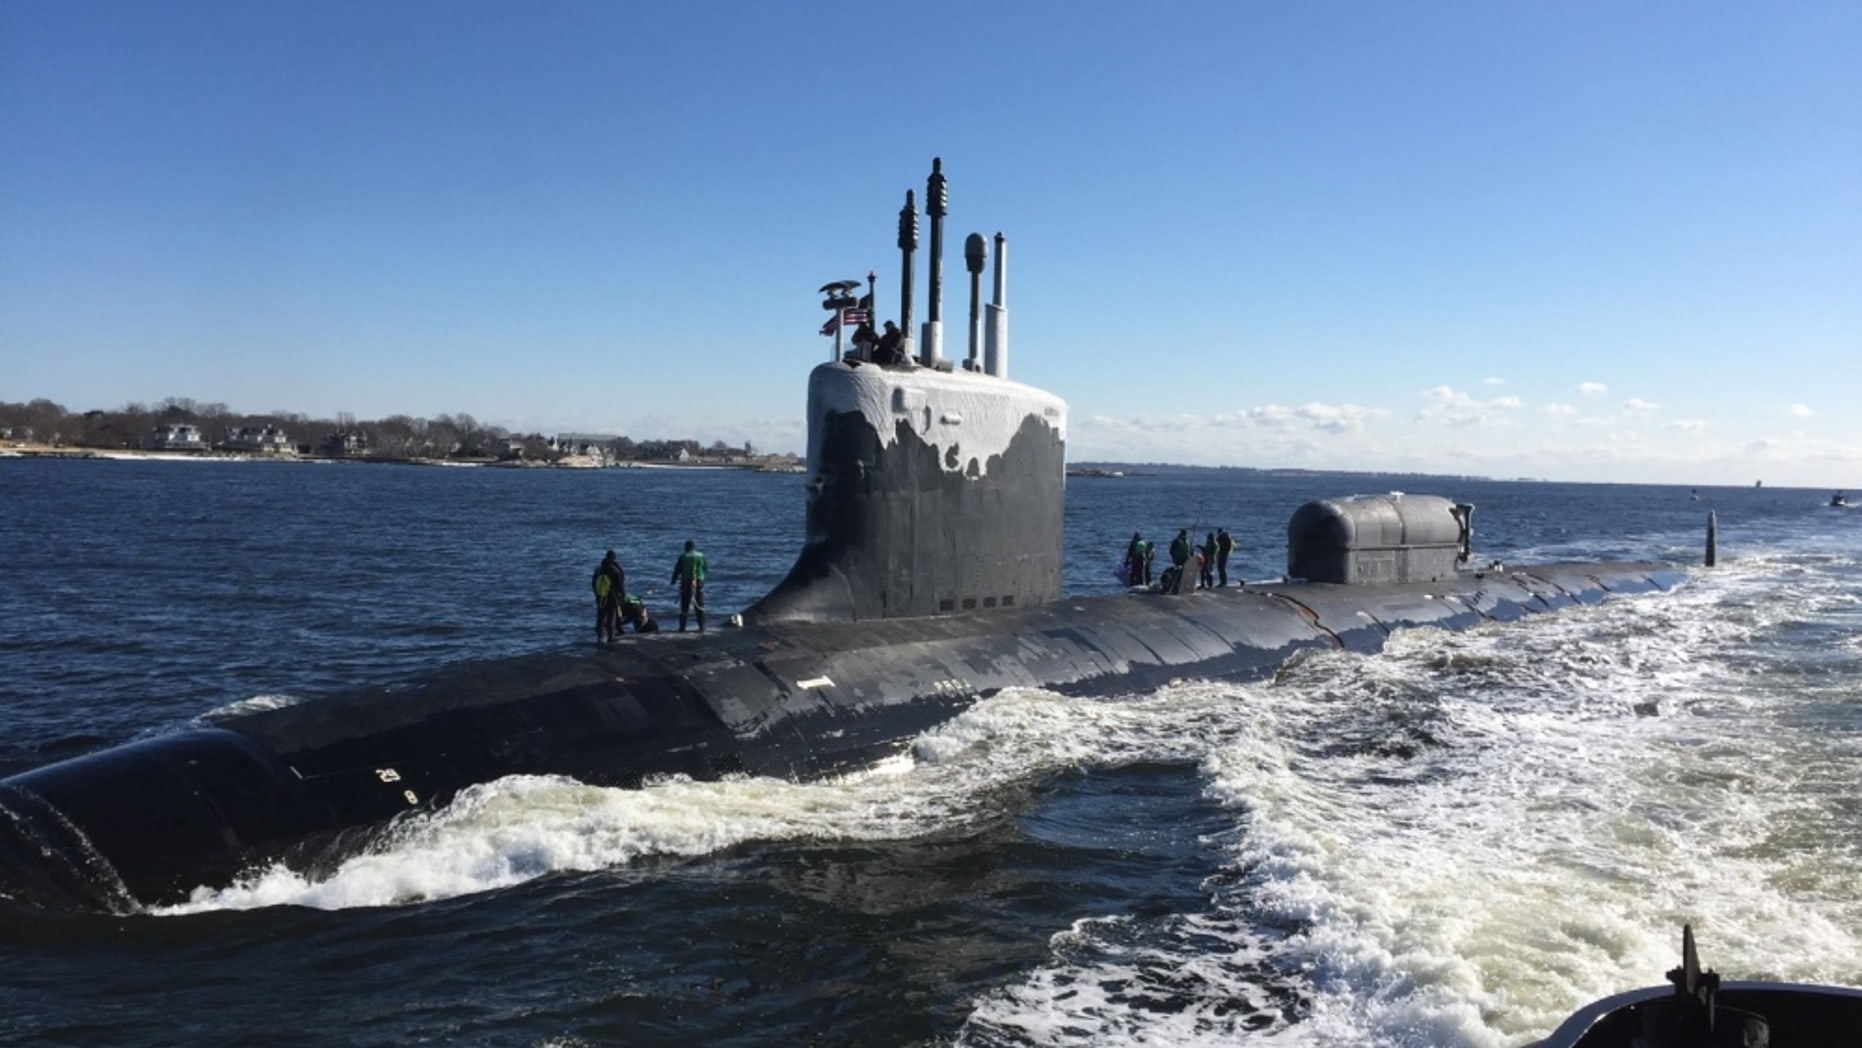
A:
[592,550,626,642]
[874,321,904,365]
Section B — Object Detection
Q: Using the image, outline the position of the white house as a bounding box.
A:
[142,424,207,451]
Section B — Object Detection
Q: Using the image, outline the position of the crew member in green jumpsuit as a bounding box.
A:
[672,539,707,632]
[1124,532,1151,587]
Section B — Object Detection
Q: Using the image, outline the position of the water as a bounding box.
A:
[2,457,1858,1046]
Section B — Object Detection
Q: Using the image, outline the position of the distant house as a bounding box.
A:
[221,425,295,455]
[321,430,370,457]
[553,433,620,465]
[142,424,207,451]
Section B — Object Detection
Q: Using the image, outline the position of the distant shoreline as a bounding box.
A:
[0,443,806,472]
[6,444,1835,491]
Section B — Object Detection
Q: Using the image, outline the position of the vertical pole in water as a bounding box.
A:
[1705,510,1718,567]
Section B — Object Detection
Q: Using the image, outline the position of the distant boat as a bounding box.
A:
[1690,488,1699,502]
[1756,480,1764,488]
[1833,492,1849,508]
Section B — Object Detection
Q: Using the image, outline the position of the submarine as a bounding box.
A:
[0,160,1686,911]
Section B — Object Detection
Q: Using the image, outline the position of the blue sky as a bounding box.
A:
[3,1,1856,485]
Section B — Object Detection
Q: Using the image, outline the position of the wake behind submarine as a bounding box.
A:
[0,160,1685,911]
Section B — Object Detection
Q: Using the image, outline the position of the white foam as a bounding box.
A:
[955,556,1862,1046]
[961,909,1300,1046]
[157,687,1207,915]
[1194,573,1861,1043]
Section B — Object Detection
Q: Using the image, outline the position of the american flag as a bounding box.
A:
[840,309,870,327]
[819,313,840,337]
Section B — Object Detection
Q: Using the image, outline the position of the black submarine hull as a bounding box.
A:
[0,561,1680,909]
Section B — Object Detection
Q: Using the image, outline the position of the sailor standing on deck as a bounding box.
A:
[672,539,708,632]
[1125,532,1152,587]
[1169,530,1191,570]
[592,550,626,643]
[1215,528,1234,587]
[1200,532,1218,590]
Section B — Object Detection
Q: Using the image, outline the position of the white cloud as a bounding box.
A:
[1576,381,1608,396]
[1542,403,1577,418]
[1243,404,1295,428]
[1623,397,1661,413]
[1481,376,1506,386]
[1667,418,1708,432]
[1788,403,1814,419]
[1232,402,1383,434]
[1417,385,1526,428]
[1132,414,1202,433]
[1294,402,1381,433]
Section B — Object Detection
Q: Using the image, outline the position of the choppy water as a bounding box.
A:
[2,457,1858,1046]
